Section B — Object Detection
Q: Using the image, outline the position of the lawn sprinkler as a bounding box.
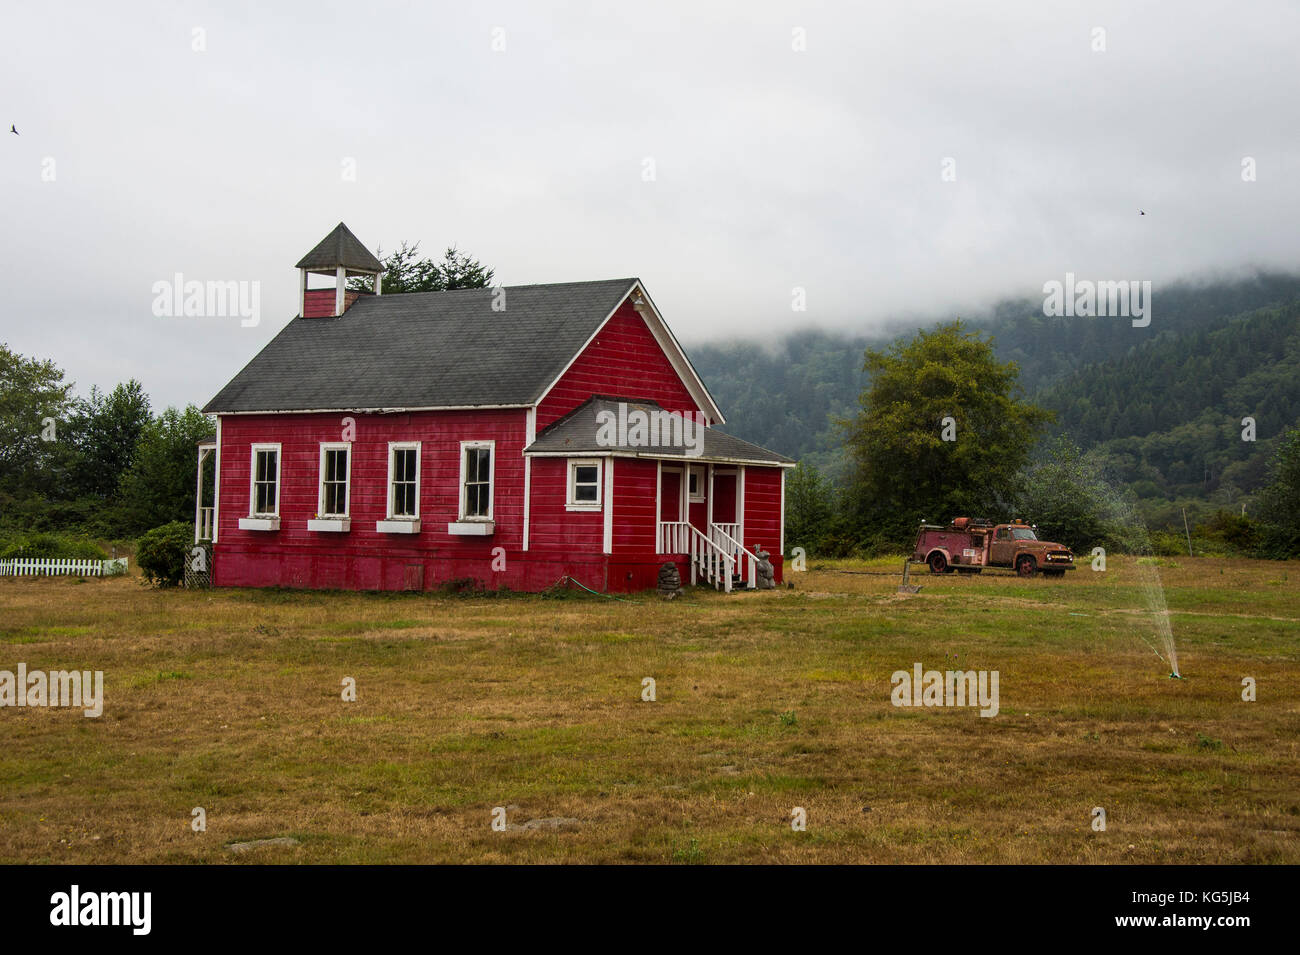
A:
[1169,671,1183,680]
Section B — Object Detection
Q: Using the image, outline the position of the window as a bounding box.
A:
[250,444,280,516]
[567,459,602,510]
[460,441,494,520]
[687,465,705,503]
[388,443,420,520]
[318,444,350,517]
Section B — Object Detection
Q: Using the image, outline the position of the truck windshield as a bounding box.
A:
[1011,527,1037,541]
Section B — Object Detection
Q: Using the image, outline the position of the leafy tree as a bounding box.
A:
[0,344,76,498]
[69,380,152,499]
[348,241,494,294]
[116,406,214,534]
[784,462,836,554]
[1017,437,1142,552]
[844,321,1051,550]
[1254,426,1300,557]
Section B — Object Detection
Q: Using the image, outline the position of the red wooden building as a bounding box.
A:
[196,223,793,593]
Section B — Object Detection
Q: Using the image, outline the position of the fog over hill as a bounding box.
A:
[691,271,1300,523]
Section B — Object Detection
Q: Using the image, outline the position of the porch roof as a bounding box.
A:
[525,397,795,467]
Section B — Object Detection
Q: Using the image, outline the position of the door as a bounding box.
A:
[659,468,682,552]
[660,469,682,522]
[990,526,1015,565]
[711,471,737,526]
[685,464,708,533]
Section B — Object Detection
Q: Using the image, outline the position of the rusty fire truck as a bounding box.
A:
[912,518,1076,577]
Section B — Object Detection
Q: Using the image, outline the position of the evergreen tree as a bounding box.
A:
[116,406,214,534]
[348,242,494,293]
[1254,426,1300,556]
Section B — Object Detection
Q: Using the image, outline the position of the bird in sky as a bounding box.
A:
[9,125,17,135]
[1139,210,1146,215]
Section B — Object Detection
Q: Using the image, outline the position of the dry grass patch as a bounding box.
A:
[0,556,1296,863]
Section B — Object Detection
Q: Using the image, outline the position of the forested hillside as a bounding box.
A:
[692,330,879,474]
[1035,301,1300,505]
[689,271,1300,523]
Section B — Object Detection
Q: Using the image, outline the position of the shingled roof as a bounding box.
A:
[204,279,650,413]
[295,222,385,274]
[526,397,794,466]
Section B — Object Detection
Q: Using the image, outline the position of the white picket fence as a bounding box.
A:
[0,557,128,578]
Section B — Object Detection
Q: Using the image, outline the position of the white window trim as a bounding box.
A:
[309,442,351,532]
[687,464,706,503]
[316,442,352,519]
[248,443,281,518]
[458,440,495,521]
[566,458,603,511]
[386,441,421,521]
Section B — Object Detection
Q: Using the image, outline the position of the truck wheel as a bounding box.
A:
[1016,555,1037,577]
[928,552,948,574]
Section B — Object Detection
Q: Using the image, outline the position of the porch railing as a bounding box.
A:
[197,507,215,543]
[709,523,759,590]
[658,519,691,555]
[657,520,737,592]
[711,522,740,541]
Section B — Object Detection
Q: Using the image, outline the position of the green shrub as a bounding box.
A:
[0,532,108,560]
[1148,530,1190,557]
[135,521,192,587]
[1197,510,1260,552]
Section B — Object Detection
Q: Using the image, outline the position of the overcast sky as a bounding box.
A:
[3,1,1297,411]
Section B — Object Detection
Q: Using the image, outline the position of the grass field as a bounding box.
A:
[1,556,1297,864]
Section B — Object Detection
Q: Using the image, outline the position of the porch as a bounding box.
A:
[195,438,216,543]
[191,438,216,589]
[523,397,793,592]
[654,461,760,592]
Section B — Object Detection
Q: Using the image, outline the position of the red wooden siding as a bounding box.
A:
[214,409,526,590]
[527,457,603,552]
[213,409,788,592]
[536,301,702,429]
[611,458,657,553]
[302,288,365,317]
[743,466,785,583]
